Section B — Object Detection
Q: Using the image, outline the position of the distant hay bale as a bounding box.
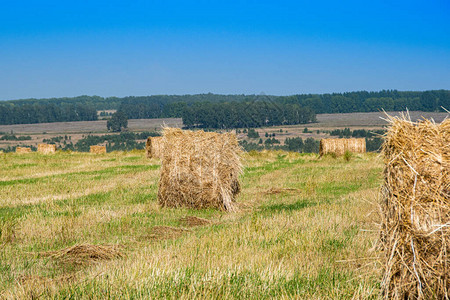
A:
[319,138,366,156]
[380,114,450,299]
[145,136,163,159]
[158,128,242,212]
[16,147,32,154]
[37,144,56,154]
[90,145,106,154]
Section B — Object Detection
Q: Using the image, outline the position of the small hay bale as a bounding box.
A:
[145,136,163,159]
[380,114,450,299]
[16,147,32,154]
[37,144,56,154]
[90,145,107,154]
[319,138,366,156]
[158,128,242,211]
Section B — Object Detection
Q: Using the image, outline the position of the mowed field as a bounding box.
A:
[0,151,383,299]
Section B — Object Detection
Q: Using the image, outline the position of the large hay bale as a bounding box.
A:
[16,147,32,153]
[145,136,163,159]
[158,128,242,211]
[37,144,56,154]
[319,138,365,156]
[90,145,106,154]
[380,114,450,299]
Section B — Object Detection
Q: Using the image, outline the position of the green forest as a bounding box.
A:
[181,102,316,128]
[0,90,448,126]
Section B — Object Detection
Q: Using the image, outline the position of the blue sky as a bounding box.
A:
[0,0,449,100]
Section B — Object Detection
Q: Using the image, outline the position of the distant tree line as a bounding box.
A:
[0,103,97,125]
[63,132,159,152]
[240,137,320,153]
[329,128,385,138]
[0,134,32,141]
[1,90,448,126]
[181,102,316,128]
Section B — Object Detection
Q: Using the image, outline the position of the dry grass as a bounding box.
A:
[262,187,302,195]
[158,128,243,211]
[0,150,384,299]
[380,113,450,299]
[146,225,191,240]
[179,216,212,227]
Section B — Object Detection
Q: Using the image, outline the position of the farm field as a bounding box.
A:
[0,150,383,298]
[0,118,183,135]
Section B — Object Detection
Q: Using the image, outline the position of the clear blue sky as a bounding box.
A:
[1,0,449,100]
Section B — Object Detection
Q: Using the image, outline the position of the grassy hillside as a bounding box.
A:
[0,151,383,299]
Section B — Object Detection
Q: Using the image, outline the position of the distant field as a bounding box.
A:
[0,150,383,298]
[0,118,183,134]
[0,111,447,149]
[242,111,449,143]
[314,111,448,128]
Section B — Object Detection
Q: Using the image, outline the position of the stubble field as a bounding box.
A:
[0,150,383,299]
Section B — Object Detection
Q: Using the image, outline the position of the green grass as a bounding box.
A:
[0,150,383,299]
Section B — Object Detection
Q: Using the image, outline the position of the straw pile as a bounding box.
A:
[380,114,450,299]
[40,244,123,265]
[145,136,163,159]
[16,147,32,153]
[90,145,106,154]
[158,128,242,211]
[319,138,366,156]
[37,144,56,154]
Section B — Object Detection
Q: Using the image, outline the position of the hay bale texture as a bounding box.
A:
[158,128,242,211]
[16,147,32,153]
[90,145,106,154]
[37,144,56,154]
[145,136,163,159]
[381,114,450,299]
[319,138,365,156]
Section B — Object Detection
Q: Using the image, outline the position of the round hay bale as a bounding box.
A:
[319,138,365,156]
[380,114,450,299]
[145,136,163,159]
[16,147,32,154]
[158,128,242,211]
[37,144,56,154]
[90,145,106,154]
